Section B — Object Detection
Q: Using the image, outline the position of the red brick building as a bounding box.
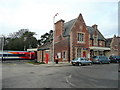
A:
[54,13,110,62]
[87,25,110,58]
[109,35,120,56]
[37,42,52,63]
[37,13,110,63]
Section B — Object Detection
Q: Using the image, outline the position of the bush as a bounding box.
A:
[39,62,45,64]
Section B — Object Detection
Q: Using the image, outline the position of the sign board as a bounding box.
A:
[83,48,89,50]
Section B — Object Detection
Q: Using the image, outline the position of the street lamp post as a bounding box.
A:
[53,13,58,64]
[0,35,4,61]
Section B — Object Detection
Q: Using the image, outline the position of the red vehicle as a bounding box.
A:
[1,51,36,60]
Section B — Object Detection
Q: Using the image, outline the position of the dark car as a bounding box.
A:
[109,56,120,63]
[119,63,120,72]
[72,57,92,66]
[92,56,110,64]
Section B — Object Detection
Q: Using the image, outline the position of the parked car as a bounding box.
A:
[72,57,92,66]
[92,56,110,64]
[109,56,120,63]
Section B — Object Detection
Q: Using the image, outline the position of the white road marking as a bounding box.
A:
[88,78,99,82]
[66,74,76,87]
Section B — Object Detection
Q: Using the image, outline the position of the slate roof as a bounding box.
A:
[87,26,105,41]
[62,18,105,41]
[106,38,112,47]
[63,18,77,37]
[38,42,52,51]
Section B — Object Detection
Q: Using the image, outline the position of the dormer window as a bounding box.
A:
[94,36,98,46]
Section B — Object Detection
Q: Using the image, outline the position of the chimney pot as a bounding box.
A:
[92,24,98,29]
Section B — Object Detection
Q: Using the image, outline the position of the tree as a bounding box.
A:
[8,29,28,39]
[38,30,53,45]
[4,29,38,51]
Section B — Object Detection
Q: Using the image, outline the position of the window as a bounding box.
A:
[62,51,67,60]
[77,48,81,57]
[78,33,84,42]
[100,42,102,46]
[98,41,102,46]
[57,52,61,59]
[94,36,98,46]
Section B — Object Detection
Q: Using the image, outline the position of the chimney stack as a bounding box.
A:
[54,19,65,42]
[92,24,98,30]
[55,19,65,35]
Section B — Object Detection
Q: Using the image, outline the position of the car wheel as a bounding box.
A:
[89,63,92,65]
[72,64,75,66]
[100,62,102,64]
[108,61,110,64]
[116,61,119,63]
[79,63,82,66]
[76,62,79,66]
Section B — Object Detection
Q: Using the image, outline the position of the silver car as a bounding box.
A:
[92,56,110,64]
[72,57,92,66]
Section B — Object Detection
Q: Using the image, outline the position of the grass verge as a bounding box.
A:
[27,61,45,65]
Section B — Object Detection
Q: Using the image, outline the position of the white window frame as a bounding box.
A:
[62,51,67,60]
[94,36,98,46]
[76,48,81,58]
[57,52,61,59]
[77,32,85,43]
[99,42,102,46]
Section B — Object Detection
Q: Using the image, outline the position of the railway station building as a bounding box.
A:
[37,13,110,63]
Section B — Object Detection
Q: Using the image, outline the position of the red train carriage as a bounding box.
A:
[1,51,36,60]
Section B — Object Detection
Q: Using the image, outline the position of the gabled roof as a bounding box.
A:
[38,42,52,51]
[106,38,112,47]
[87,26,94,39]
[63,13,86,37]
[106,38,112,42]
[63,18,77,37]
[63,19,106,41]
[87,26,106,41]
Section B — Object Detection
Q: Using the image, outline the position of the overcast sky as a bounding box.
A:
[0,0,118,39]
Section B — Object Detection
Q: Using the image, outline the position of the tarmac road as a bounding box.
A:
[1,61,119,88]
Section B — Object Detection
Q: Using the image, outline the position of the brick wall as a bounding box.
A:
[70,14,90,60]
[110,36,120,56]
[54,19,64,42]
[54,37,69,62]
[54,19,69,62]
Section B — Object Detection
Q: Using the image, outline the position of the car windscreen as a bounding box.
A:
[73,58,79,61]
[92,56,99,59]
[116,56,120,59]
[80,58,84,60]
[85,58,89,61]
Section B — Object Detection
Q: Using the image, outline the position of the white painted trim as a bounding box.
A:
[89,46,110,51]
[27,48,37,51]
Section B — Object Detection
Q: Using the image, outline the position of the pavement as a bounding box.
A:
[26,61,72,67]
